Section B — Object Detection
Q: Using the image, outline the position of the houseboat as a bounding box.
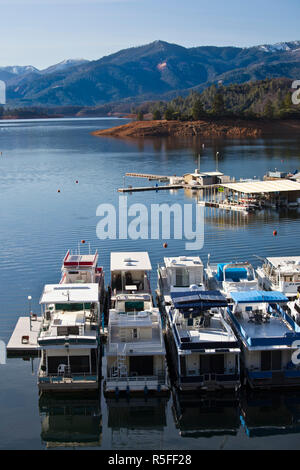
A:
[256,256,300,299]
[157,256,205,311]
[165,290,240,392]
[157,256,241,392]
[38,283,102,392]
[288,292,300,325]
[224,290,300,389]
[104,252,169,396]
[205,258,259,299]
[37,247,104,392]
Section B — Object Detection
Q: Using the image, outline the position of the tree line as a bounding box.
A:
[134,79,300,121]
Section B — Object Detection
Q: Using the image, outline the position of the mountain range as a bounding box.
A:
[2,40,300,107]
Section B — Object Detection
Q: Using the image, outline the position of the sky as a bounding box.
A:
[1,0,300,68]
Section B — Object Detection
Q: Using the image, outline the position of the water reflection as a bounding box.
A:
[39,395,102,448]
[240,391,300,438]
[172,392,240,438]
[106,398,167,449]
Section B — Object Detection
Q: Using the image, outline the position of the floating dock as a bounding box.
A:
[125,172,172,182]
[118,184,183,192]
[7,316,41,356]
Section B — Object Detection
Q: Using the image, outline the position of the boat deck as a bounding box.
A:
[238,314,292,339]
[7,316,41,356]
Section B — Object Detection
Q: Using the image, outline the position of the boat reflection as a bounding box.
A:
[172,392,240,438]
[39,395,102,448]
[240,391,300,437]
[106,397,168,449]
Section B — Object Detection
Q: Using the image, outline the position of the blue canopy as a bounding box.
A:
[171,290,227,311]
[230,290,288,304]
[216,263,248,282]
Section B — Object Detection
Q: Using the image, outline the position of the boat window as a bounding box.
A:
[175,268,189,287]
[261,350,282,371]
[129,356,153,376]
[55,303,91,312]
[57,326,79,336]
[69,356,90,373]
[200,354,224,375]
[125,301,144,312]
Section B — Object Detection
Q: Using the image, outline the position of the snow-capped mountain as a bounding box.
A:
[41,59,89,74]
[255,40,300,53]
[0,65,39,75]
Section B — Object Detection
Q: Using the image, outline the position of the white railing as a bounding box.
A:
[109,341,164,355]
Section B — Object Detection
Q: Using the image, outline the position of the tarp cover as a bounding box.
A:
[171,290,227,311]
[230,290,288,304]
[216,263,247,282]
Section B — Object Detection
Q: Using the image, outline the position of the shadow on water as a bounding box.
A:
[39,393,102,449]
[105,397,168,450]
[239,390,300,438]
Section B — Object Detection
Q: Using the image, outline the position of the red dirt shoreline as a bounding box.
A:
[91,119,300,139]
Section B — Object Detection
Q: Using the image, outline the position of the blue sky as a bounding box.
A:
[1,0,300,68]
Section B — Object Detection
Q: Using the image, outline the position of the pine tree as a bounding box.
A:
[212,91,225,116]
[192,98,205,120]
[153,109,161,120]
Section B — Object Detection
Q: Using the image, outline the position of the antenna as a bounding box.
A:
[28,296,32,331]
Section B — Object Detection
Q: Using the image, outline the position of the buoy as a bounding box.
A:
[81,240,86,244]
[273,230,278,237]
[57,189,60,193]
[75,180,78,184]
[163,243,168,249]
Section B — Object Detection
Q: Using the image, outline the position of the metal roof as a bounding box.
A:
[266,256,300,268]
[110,252,152,271]
[164,256,203,268]
[222,179,300,194]
[40,283,99,304]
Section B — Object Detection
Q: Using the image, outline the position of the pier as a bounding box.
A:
[125,172,172,182]
[118,184,183,192]
[7,316,41,356]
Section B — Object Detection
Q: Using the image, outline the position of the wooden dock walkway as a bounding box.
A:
[7,316,42,356]
[125,172,172,181]
[118,184,183,192]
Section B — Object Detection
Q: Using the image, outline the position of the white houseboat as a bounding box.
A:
[157,256,241,392]
[105,252,169,396]
[38,283,102,392]
[37,247,105,392]
[205,258,259,299]
[224,290,300,389]
[256,256,300,299]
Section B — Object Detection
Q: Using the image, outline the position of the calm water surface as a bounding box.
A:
[1,118,300,449]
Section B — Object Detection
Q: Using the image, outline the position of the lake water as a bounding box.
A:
[1,117,300,449]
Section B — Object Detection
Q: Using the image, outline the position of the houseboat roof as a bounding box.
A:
[164,256,203,268]
[266,256,300,270]
[222,179,300,194]
[171,290,227,312]
[231,291,288,304]
[110,252,152,271]
[40,283,99,304]
[184,171,224,177]
[63,250,98,268]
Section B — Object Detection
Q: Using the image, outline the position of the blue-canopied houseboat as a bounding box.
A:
[224,290,300,389]
[165,289,241,392]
